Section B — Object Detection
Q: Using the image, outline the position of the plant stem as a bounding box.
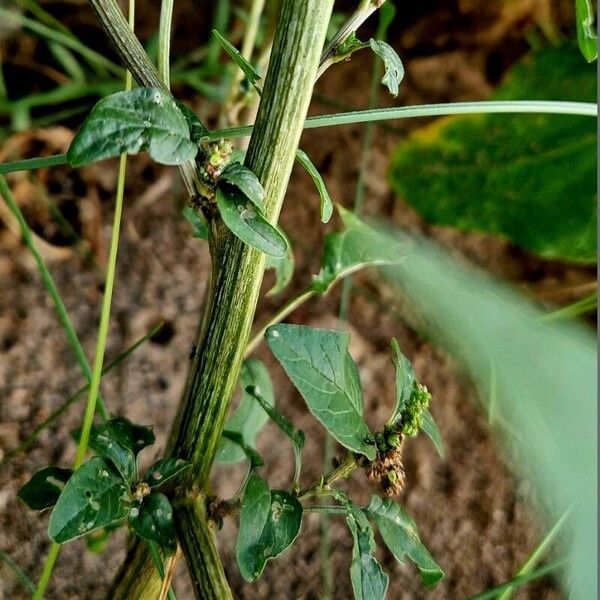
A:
[31,543,60,600]
[299,453,357,500]
[110,2,334,598]
[157,0,174,88]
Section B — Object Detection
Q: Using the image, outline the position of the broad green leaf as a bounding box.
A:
[212,30,261,92]
[236,474,303,581]
[220,431,265,469]
[219,162,266,209]
[143,457,190,488]
[345,501,389,600]
[369,39,405,97]
[576,0,598,63]
[389,44,597,263]
[312,206,404,294]
[265,235,294,296]
[129,493,177,554]
[182,205,209,240]
[216,187,288,258]
[48,457,130,544]
[215,359,275,464]
[388,338,416,425]
[67,87,198,167]
[295,149,334,223]
[366,496,443,586]
[103,416,155,457]
[266,323,375,459]
[420,410,444,457]
[18,466,73,510]
[175,100,209,144]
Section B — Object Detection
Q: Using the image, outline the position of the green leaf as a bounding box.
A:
[576,0,598,63]
[48,457,130,544]
[216,187,288,258]
[388,338,416,425]
[143,457,190,488]
[129,493,177,554]
[219,162,266,209]
[17,466,73,510]
[103,416,156,457]
[220,431,265,469]
[215,358,275,464]
[296,149,334,223]
[174,100,209,145]
[312,206,404,294]
[420,410,445,457]
[345,502,389,600]
[236,474,303,581]
[266,323,375,459]
[389,44,597,263]
[265,234,294,296]
[369,39,405,97]
[67,87,199,167]
[182,205,209,240]
[212,30,261,92]
[366,496,443,587]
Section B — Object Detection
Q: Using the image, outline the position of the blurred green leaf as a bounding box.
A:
[18,466,73,511]
[266,323,375,459]
[129,493,177,554]
[265,234,294,296]
[182,206,209,240]
[236,474,303,581]
[296,149,334,223]
[215,359,275,464]
[389,44,597,263]
[48,457,130,544]
[576,0,598,63]
[420,410,445,457]
[220,431,265,469]
[68,88,198,166]
[366,495,443,586]
[216,187,288,257]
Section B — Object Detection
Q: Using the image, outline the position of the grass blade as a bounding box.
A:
[0,549,35,594]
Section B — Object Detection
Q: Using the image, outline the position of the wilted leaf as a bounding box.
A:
[296,149,334,223]
[369,39,405,97]
[389,44,597,263]
[68,88,199,166]
[266,323,375,459]
[215,359,275,464]
[18,466,73,511]
[366,496,443,586]
[220,431,265,469]
[48,457,130,544]
[128,493,177,554]
[216,187,288,258]
[219,162,265,209]
[236,474,303,581]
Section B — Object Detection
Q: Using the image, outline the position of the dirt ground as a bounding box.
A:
[0,1,594,598]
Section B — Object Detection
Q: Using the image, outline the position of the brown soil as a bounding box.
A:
[0,1,592,599]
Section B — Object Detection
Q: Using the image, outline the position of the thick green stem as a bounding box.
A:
[109,1,333,598]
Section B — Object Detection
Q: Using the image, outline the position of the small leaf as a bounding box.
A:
[174,100,208,144]
[144,457,191,488]
[18,466,73,510]
[104,416,155,457]
[212,30,262,92]
[216,187,288,258]
[129,493,177,554]
[295,149,334,223]
[221,431,265,469]
[182,205,209,240]
[48,457,130,544]
[219,162,266,209]
[236,474,303,581]
[345,501,389,600]
[369,39,405,97]
[576,0,598,63]
[366,496,444,586]
[420,410,445,458]
[68,87,198,167]
[215,358,275,464]
[266,323,375,459]
[388,338,416,425]
[312,206,404,294]
[265,234,294,296]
